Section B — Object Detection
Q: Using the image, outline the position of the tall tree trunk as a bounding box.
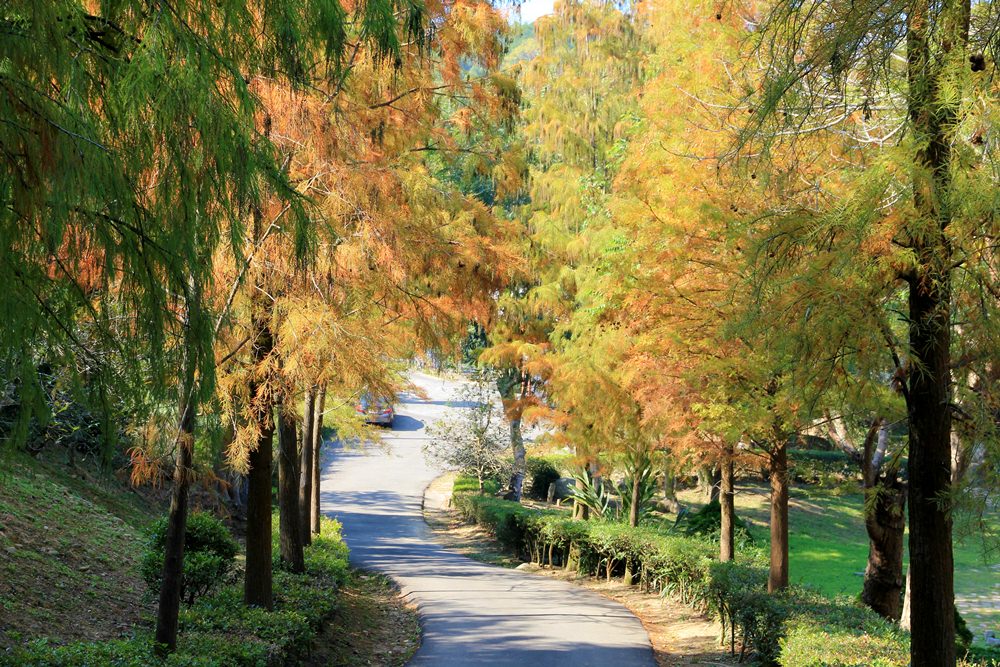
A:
[154,291,199,655]
[768,440,789,592]
[299,387,315,546]
[905,2,965,662]
[628,471,640,528]
[661,457,679,513]
[508,415,526,502]
[498,370,528,502]
[277,395,304,573]
[310,384,326,536]
[244,275,275,609]
[720,455,735,563]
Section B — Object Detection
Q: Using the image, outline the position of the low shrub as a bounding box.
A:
[787,449,858,486]
[681,499,755,545]
[3,515,348,667]
[525,457,560,499]
[966,645,1000,666]
[141,512,239,606]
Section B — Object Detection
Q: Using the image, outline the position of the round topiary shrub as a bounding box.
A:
[141,511,238,605]
[525,457,561,500]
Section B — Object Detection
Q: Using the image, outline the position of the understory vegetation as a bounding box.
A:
[1,481,349,667]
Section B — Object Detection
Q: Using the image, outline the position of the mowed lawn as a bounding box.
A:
[676,483,1000,643]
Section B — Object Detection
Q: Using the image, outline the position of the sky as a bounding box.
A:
[511,0,555,24]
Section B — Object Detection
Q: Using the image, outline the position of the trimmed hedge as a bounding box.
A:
[2,515,349,667]
[453,493,716,605]
[453,492,998,666]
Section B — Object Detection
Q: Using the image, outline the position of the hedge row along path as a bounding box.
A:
[321,372,656,666]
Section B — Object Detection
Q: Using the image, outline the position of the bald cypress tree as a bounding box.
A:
[732,1,1000,663]
[1,0,423,654]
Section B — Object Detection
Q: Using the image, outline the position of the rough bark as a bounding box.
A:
[768,440,789,592]
[720,455,735,563]
[244,275,275,610]
[310,384,326,536]
[299,387,315,546]
[245,414,274,608]
[277,396,304,573]
[829,416,906,620]
[154,301,198,654]
[862,473,906,620]
[904,2,965,662]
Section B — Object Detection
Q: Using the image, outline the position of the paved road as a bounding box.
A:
[320,372,656,667]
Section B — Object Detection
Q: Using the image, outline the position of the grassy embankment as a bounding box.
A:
[0,450,420,665]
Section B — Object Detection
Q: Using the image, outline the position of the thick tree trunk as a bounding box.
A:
[862,474,906,620]
[720,456,735,563]
[154,310,198,654]
[299,387,315,546]
[906,274,956,664]
[905,3,964,662]
[697,464,713,500]
[244,279,274,610]
[245,414,274,608]
[277,396,304,573]
[310,384,326,536]
[768,440,789,592]
[508,416,525,502]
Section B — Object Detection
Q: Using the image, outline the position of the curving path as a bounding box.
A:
[320,372,656,667]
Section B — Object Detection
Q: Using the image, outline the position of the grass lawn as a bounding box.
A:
[676,483,1000,643]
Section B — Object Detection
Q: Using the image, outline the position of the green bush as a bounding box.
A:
[787,449,858,486]
[525,457,560,499]
[966,645,1000,666]
[681,499,755,545]
[141,512,239,606]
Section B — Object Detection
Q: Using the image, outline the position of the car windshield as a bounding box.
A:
[359,394,391,410]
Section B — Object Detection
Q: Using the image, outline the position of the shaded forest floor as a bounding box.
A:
[306,569,421,667]
[422,473,735,667]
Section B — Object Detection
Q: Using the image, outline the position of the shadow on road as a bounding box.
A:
[390,414,425,432]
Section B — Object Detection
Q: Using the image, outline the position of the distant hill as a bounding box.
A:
[504,23,538,69]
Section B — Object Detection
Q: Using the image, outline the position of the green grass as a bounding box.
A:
[676,483,1000,644]
[0,451,159,647]
[452,475,501,495]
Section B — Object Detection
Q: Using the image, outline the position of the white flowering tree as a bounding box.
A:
[424,372,510,494]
